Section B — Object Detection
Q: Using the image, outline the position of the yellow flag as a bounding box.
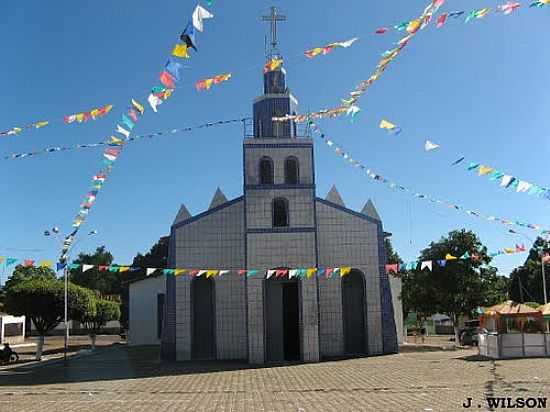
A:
[35,121,49,128]
[90,109,100,119]
[103,104,114,114]
[109,136,124,145]
[478,166,494,176]
[76,113,85,122]
[445,253,458,261]
[39,260,53,268]
[380,119,396,130]
[504,248,515,254]
[407,19,421,34]
[306,268,316,279]
[119,267,130,272]
[132,99,145,115]
[174,268,187,276]
[172,43,190,58]
[340,267,352,277]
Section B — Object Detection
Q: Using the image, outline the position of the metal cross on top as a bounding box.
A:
[261,6,286,57]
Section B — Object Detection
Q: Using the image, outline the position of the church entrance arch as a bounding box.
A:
[192,276,216,360]
[342,269,367,356]
[265,276,300,362]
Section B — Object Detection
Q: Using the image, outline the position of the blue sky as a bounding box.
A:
[1,0,549,283]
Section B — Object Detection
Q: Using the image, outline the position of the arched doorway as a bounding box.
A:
[192,276,215,359]
[265,276,300,361]
[342,269,366,355]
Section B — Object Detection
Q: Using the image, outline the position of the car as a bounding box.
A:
[459,320,480,346]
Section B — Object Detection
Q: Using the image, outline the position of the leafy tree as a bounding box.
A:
[404,229,504,344]
[5,278,96,360]
[3,265,56,293]
[120,236,169,330]
[384,238,403,265]
[79,298,121,349]
[509,237,550,304]
[70,246,118,295]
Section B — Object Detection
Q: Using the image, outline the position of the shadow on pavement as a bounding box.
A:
[0,344,321,386]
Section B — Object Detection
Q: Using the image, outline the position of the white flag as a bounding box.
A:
[289,269,297,278]
[219,270,230,276]
[266,270,276,279]
[116,125,130,139]
[82,264,94,272]
[146,268,157,276]
[338,37,359,48]
[500,175,513,187]
[424,140,440,151]
[420,261,432,271]
[192,5,214,32]
[147,94,162,113]
[517,180,532,193]
[197,270,207,277]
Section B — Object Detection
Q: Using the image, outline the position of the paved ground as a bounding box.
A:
[1,342,550,411]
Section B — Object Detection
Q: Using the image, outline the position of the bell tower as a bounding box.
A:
[243,7,317,270]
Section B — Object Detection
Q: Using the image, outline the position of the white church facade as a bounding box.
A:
[159,55,400,363]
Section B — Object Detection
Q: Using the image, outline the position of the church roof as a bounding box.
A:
[325,185,345,207]
[361,199,381,222]
[209,187,228,209]
[173,203,192,225]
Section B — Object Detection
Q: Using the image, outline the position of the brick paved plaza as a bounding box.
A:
[1,343,550,411]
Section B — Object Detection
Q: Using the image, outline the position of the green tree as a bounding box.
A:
[405,229,503,344]
[509,237,550,304]
[70,246,118,295]
[3,265,56,293]
[79,298,121,349]
[5,277,96,360]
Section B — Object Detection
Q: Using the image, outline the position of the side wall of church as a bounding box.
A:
[316,199,384,356]
[171,199,247,361]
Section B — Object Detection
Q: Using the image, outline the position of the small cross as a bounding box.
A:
[261,6,286,56]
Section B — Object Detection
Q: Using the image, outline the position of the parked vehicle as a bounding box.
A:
[459,320,481,346]
[0,343,19,364]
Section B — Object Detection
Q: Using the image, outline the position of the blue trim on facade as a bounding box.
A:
[245,184,315,190]
[171,196,244,230]
[244,143,313,149]
[377,223,399,354]
[246,227,316,234]
[316,198,381,226]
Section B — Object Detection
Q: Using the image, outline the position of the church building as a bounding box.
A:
[160,12,399,363]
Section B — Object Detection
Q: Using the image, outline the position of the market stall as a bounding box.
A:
[478,301,548,359]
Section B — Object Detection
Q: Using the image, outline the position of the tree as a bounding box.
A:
[70,246,119,295]
[5,277,96,360]
[509,237,550,304]
[3,265,56,293]
[120,236,169,330]
[405,229,504,344]
[79,298,121,349]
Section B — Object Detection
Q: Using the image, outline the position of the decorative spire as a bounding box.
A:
[173,203,191,225]
[361,199,381,221]
[326,185,345,207]
[261,6,286,59]
[209,187,228,209]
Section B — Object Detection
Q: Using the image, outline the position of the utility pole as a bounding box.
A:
[64,261,69,364]
[542,252,548,304]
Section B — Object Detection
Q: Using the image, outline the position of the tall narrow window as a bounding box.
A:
[259,156,274,184]
[284,156,299,184]
[273,198,289,227]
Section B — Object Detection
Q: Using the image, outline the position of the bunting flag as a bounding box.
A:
[2,118,246,161]
[304,37,359,59]
[264,57,284,73]
[424,140,440,151]
[192,4,214,32]
[464,162,550,201]
[196,73,231,91]
[436,13,448,28]
[308,121,550,236]
[499,2,521,14]
[379,119,402,135]
[420,261,433,271]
